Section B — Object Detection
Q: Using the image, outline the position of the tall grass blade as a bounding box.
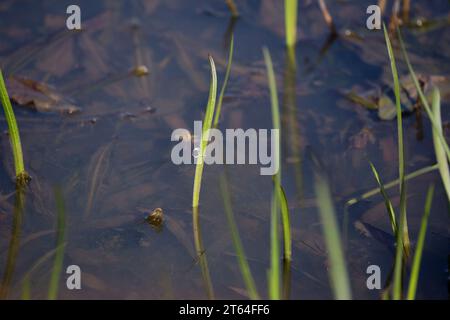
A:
[285,0,298,47]
[312,157,351,300]
[397,28,450,163]
[407,184,434,300]
[0,69,29,187]
[369,162,398,235]
[48,187,67,300]
[191,56,218,299]
[263,49,290,260]
[430,88,450,203]
[384,24,410,260]
[263,47,292,299]
[192,55,217,208]
[263,47,281,299]
[213,35,234,128]
[220,174,259,300]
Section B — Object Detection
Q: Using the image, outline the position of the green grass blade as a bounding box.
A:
[263,47,281,299]
[397,28,450,163]
[285,0,298,47]
[313,161,351,300]
[369,162,398,235]
[430,88,450,203]
[0,69,29,187]
[407,184,434,300]
[268,193,280,300]
[192,56,217,208]
[384,24,410,260]
[278,186,291,261]
[48,187,67,300]
[346,164,439,207]
[220,174,260,300]
[263,47,292,299]
[213,35,234,128]
[191,56,218,299]
[21,276,31,300]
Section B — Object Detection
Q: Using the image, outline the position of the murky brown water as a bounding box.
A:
[0,0,449,299]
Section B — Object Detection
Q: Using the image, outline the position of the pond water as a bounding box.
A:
[0,0,449,299]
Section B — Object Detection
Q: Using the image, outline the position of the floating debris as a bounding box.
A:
[132,65,149,77]
[5,76,81,114]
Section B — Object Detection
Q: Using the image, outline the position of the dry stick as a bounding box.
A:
[389,0,402,32]
[403,0,411,23]
[318,0,336,33]
[378,0,387,14]
[225,0,239,18]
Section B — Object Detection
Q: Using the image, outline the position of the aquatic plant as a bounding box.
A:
[430,88,450,202]
[192,36,234,299]
[263,47,292,299]
[384,23,410,299]
[48,187,67,300]
[397,28,450,164]
[285,0,298,48]
[213,35,234,128]
[0,69,29,187]
[312,155,351,300]
[220,173,259,299]
[407,185,434,300]
[192,56,217,209]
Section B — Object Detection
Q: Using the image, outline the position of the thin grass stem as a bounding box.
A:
[407,184,434,300]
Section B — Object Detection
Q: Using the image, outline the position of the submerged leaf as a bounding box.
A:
[5,76,81,114]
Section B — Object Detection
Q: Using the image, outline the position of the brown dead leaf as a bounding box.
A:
[6,76,81,114]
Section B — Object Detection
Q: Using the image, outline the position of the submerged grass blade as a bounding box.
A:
[0,188,25,299]
[313,159,351,300]
[192,206,215,299]
[397,28,450,163]
[384,24,410,259]
[192,56,217,208]
[369,162,398,235]
[285,0,298,47]
[220,174,259,300]
[430,88,450,203]
[0,69,29,187]
[407,184,434,300]
[213,35,234,128]
[83,142,113,219]
[48,187,67,300]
